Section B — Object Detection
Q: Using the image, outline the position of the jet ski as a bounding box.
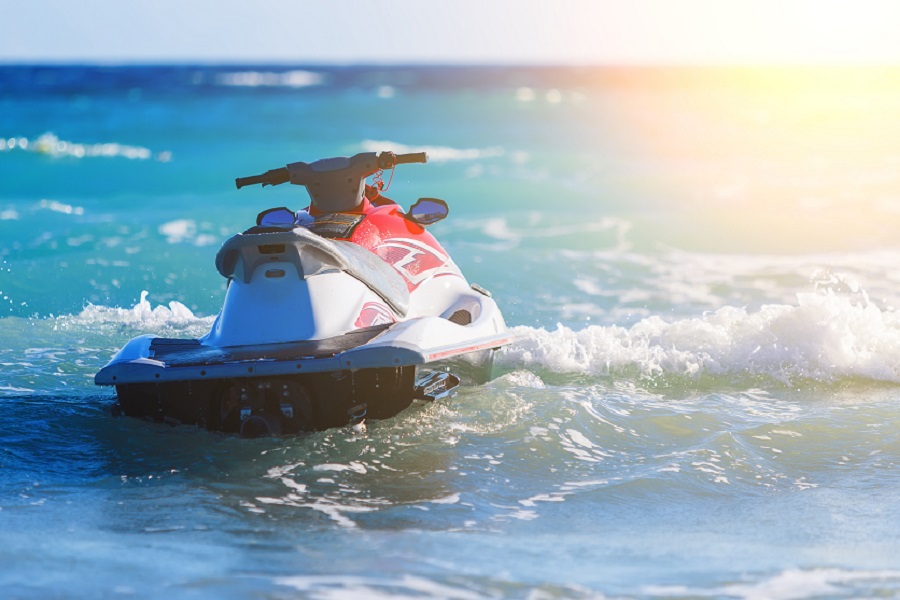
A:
[95,151,513,436]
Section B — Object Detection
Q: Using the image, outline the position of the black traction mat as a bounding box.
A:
[148,324,391,368]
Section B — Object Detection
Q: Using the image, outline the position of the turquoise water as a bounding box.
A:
[2,65,900,598]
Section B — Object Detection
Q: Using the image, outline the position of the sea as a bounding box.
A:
[2,64,900,599]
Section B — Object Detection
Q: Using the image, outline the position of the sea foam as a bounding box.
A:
[501,288,900,385]
[158,219,219,246]
[645,568,900,600]
[1,132,169,161]
[215,70,325,88]
[52,285,900,386]
[64,291,214,337]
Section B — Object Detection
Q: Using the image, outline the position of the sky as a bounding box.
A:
[2,0,900,65]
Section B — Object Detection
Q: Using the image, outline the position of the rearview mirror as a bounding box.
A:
[407,198,448,225]
[256,207,296,228]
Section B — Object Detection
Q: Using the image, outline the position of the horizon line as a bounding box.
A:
[5,59,900,68]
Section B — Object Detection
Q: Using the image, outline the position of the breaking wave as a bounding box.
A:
[10,285,900,390]
[501,288,900,385]
[215,70,325,88]
[0,132,170,161]
[62,291,215,337]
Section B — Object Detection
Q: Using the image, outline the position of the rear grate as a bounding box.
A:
[448,310,472,325]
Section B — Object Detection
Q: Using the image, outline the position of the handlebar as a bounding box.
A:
[235,151,428,195]
[383,152,428,167]
[235,167,290,190]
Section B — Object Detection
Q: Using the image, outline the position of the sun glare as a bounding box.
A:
[576,0,900,66]
[584,65,900,251]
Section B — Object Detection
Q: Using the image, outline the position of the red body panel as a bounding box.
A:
[326,198,463,293]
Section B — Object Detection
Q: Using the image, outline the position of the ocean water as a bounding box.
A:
[2,64,900,599]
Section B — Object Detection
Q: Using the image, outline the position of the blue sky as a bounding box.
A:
[3,0,900,64]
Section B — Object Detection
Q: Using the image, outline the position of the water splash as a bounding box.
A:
[501,284,900,385]
[62,291,214,336]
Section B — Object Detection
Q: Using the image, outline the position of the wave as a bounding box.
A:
[0,132,170,161]
[215,70,325,88]
[645,568,900,600]
[500,288,900,385]
[8,282,899,389]
[158,219,219,246]
[38,199,84,216]
[0,292,215,397]
[452,215,633,252]
[63,291,215,336]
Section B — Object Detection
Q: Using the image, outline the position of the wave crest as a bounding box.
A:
[1,132,169,161]
[215,70,325,88]
[501,290,900,385]
[64,291,214,336]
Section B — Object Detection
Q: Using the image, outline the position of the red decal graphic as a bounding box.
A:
[376,238,458,287]
[355,302,396,328]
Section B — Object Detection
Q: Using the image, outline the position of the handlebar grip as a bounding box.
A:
[395,152,427,165]
[235,174,267,189]
[235,168,290,189]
